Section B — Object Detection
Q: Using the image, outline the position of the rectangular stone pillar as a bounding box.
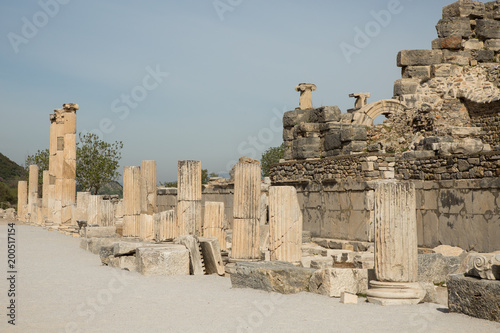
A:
[231,161,261,260]
[76,192,90,222]
[28,165,39,224]
[154,210,177,241]
[203,202,226,251]
[17,181,27,222]
[123,166,141,237]
[269,186,302,263]
[42,171,49,225]
[177,161,202,236]
[140,160,157,214]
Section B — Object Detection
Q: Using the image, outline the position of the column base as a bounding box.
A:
[366,281,425,305]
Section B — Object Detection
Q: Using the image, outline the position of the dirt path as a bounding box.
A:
[0,219,499,333]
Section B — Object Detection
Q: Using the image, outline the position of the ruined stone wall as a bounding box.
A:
[270,179,500,253]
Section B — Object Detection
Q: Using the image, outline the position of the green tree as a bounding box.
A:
[77,133,123,195]
[202,169,219,184]
[260,143,285,177]
[159,181,177,188]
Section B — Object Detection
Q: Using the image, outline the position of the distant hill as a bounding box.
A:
[0,153,25,207]
[97,180,123,198]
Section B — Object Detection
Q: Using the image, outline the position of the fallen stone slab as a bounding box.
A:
[199,237,225,276]
[177,235,205,275]
[447,274,500,322]
[82,226,117,238]
[309,268,375,298]
[418,253,462,284]
[108,256,138,271]
[340,291,358,304]
[310,257,333,269]
[80,237,121,255]
[136,245,190,276]
[311,238,372,252]
[231,261,316,294]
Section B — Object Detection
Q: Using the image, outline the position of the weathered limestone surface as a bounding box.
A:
[232,161,261,260]
[84,226,116,238]
[309,268,374,297]
[269,186,302,263]
[154,210,177,241]
[199,237,225,276]
[140,160,157,214]
[418,253,462,284]
[447,274,500,322]
[123,166,141,216]
[122,215,140,238]
[136,245,190,276]
[80,237,121,255]
[177,160,202,236]
[397,50,443,67]
[202,202,226,251]
[367,181,425,305]
[177,235,205,275]
[231,261,316,294]
[373,181,418,282]
[138,214,154,241]
[17,181,27,222]
[28,165,39,223]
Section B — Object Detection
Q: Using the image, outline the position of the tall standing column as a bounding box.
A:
[203,202,226,251]
[42,170,49,225]
[269,186,302,263]
[366,181,425,305]
[17,181,28,222]
[28,165,39,224]
[231,161,261,260]
[123,166,141,237]
[140,160,157,214]
[177,161,202,236]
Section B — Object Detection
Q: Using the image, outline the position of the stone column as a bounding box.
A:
[76,192,90,222]
[123,166,141,237]
[295,83,317,110]
[177,161,202,236]
[366,181,425,305]
[269,186,302,263]
[17,181,28,222]
[88,195,101,226]
[140,160,157,214]
[154,210,177,241]
[42,170,49,225]
[139,214,154,241]
[48,103,78,226]
[231,161,261,260]
[203,202,226,251]
[349,92,371,109]
[28,165,39,224]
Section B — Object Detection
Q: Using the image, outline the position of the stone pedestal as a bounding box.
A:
[367,181,425,305]
[17,181,28,222]
[269,186,302,263]
[231,161,261,260]
[203,202,226,251]
[28,165,39,224]
[177,161,202,236]
[140,160,157,214]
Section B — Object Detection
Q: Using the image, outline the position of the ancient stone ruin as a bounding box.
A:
[14,0,500,324]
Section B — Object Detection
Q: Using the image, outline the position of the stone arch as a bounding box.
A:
[352,99,407,126]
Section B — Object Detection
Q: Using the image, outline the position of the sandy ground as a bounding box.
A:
[0,219,499,333]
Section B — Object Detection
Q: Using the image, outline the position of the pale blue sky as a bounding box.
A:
[0,0,451,182]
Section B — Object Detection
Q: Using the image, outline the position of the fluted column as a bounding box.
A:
[17,181,27,222]
[42,170,49,225]
[177,161,202,236]
[154,210,177,241]
[367,181,424,305]
[231,162,261,260]
[139,214,154,241]
[203,202,226,251]
[28,165,39,224]
[269,186,302,263]
[123,166,141,237]
[141,160,157,214]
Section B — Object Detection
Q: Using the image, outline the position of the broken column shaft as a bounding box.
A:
[203,202,226,251]
[177,160,202,236]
